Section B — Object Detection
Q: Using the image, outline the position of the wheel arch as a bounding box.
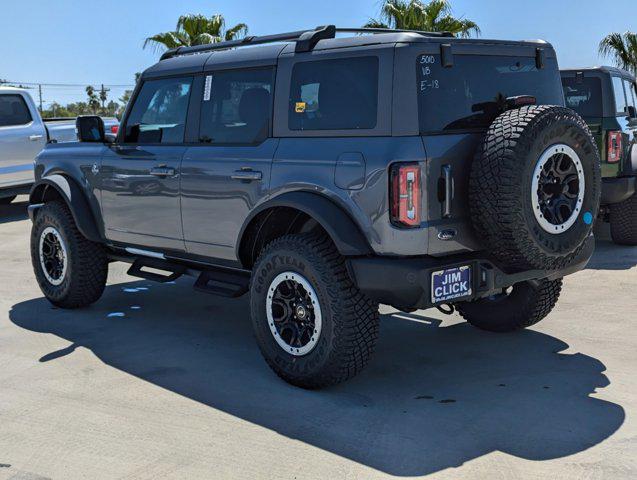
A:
[237,191,372,268]
[29,175,102,242]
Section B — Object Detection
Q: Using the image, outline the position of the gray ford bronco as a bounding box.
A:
[29,26,601,388]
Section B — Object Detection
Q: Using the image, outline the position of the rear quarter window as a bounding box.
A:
[561,77,602,117]
[417,55,564,133]
[288,56,379,131]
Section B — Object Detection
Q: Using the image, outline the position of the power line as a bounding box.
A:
[1,81,135,88]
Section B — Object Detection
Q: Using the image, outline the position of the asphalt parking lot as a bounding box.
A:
[1,196,636,480]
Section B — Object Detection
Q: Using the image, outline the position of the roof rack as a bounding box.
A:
[159,25,454,61]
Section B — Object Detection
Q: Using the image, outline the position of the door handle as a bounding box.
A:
[29,134,44,141]
[149,166,176,177]
[442,164,454,218]
[231,170,262,181]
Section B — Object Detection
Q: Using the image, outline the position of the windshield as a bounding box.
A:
[417,54,564,133]
[561,76,602,117]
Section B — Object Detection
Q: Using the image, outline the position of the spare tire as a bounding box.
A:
[469,105,601,271]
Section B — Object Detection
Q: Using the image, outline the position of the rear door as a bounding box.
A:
[100,76,193,251]
[0,92,45,187]
[180,67,277,261]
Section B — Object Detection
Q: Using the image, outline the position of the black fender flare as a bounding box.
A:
[238,191,373,259]
[29,175,102,242]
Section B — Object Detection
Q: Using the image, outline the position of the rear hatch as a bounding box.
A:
[413,42,565,255]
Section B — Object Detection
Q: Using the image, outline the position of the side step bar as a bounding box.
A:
[116,250,250,298]
[127,257,186,283]
[194,269,250,298]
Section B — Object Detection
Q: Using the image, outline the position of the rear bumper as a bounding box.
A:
[347,235,595,311]
[601,176,636,205]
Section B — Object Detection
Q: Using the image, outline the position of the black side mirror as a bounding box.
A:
[76,115,105,142]
[627,105,637,119]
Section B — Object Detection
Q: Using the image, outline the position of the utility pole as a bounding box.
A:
[38,84,43,113]
[99,84,110,110]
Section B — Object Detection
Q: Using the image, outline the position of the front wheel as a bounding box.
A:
[457,278,563,332]
[250,233,379,389]
[30,201,108,309]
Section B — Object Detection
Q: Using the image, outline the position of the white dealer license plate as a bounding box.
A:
[431,265,472,303]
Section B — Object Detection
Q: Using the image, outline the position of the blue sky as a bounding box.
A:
[1,0,635,107]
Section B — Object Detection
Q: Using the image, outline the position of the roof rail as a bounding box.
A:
[335,27,454,38]
[159,25,454,61]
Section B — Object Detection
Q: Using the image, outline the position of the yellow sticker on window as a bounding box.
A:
[295,102,306,113]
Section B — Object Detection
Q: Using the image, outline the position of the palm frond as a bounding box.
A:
[224,23,248,41]
[363,19,390,29]
[143,31,188,52]
[191,33,221,46]
[177,14,211,38]
[599,31,637,74]
[364,0,479,36]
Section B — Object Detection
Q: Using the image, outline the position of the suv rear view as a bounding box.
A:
[561,67,637,244]
[29,27,600,388]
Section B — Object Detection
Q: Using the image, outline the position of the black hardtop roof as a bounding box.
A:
[561,65,636,81]
[142,25,554,79]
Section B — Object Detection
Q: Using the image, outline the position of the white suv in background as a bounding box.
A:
[0,86,119,204]
[0,87,47,204]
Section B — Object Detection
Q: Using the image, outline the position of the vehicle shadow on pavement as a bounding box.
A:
[587,223,637,270]
[10,279,625,477]
[586,239,637,270]
[0,200,29,224]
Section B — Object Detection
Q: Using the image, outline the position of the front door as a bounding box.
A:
[0,92,45,188]
[99,76,193,251]
[181,67,276,261]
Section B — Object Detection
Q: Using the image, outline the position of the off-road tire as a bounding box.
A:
[31,201,108,308]
[250,233,379,389]
[457,278,563,332]
[610,192,637,246]
[0,195,16,205]
[470,106,601,271]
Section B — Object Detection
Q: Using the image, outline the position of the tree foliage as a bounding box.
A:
[599,32,637,76]
[364,0,479,38]
[144,13,248,53]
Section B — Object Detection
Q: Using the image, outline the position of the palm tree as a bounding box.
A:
[144,14,248,53]
[364,0,479,38]
[599,32,637,76]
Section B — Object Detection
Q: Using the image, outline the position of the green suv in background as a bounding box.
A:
[561,67,637,245]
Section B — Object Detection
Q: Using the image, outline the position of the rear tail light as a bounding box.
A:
[110,125,119,134]
[607,131,622,163]
[390,163,421,228]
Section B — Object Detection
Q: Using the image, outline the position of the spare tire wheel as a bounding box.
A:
[469,105,601,271]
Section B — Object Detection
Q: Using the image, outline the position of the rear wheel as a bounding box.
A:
[0,195,17,205]
[30,201,108,308]
[457,278,563,332]
[610,192,637,246]
[250,233,379,389]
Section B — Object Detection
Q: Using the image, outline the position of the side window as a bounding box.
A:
[623,79,636,109]
[199,68,274,145]
[0,94,33,127]
[124,77,192,144]
[288,56,379,131]
[611,76,628,114]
